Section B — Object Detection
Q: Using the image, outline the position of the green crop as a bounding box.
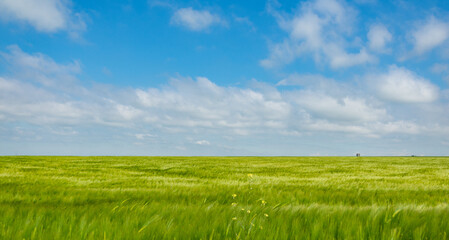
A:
[1,156,449,239]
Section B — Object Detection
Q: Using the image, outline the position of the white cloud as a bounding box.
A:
[262,0,376,68]
[170,7,224,31]
[371,65,439,103]
[367,24,392,52]
[135,76,290,129]
[0,45,81,89]
[0,0,67,32]
[135,133,155,140]
[116,104,142,120]
[293,91,387,122]
[195,140,210,145]
[0,0,86,35]
[289,12,323,47]
[313,0,350,28]
[259,40,299,68]
[372,121,420,135]
[2,46,449,155]
[301,120,423,137]
[2,45,80,73]
[278,74,358,100]
[0,46,97,125]
[303,120,374,135]
[412,16,449,55]
[324,44,376,68]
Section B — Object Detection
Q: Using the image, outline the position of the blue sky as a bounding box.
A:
[1,0,449,156]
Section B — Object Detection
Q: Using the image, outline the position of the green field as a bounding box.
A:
[1,156,449,239]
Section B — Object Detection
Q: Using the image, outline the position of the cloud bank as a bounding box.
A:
[1,46,448,145]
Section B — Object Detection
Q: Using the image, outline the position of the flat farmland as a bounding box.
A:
[1,156,449,239]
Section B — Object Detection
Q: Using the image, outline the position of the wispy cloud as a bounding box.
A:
[0,0,86,37]
[261,0,376,69]
[1,45,81,88]
[367,24,392,53]
[170,7,225,31]
[233,15,256,32]
[411,16,449,55]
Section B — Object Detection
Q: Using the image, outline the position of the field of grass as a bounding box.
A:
[1,156,449,239]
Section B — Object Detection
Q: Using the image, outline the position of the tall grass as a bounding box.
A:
[0,156,449,239]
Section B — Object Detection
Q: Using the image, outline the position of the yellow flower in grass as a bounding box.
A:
[241,208,245,211]
[247,173,253,178]
[232,194,237,198]
[261,200,266,205]
[231,202,237,206]
[264,213,269,217]
[247,210,251,214]
[232,217,237,221]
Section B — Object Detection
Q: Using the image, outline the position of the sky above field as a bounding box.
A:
[1,0,449,156]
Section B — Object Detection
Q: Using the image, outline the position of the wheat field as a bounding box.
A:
[1,156,449,239]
